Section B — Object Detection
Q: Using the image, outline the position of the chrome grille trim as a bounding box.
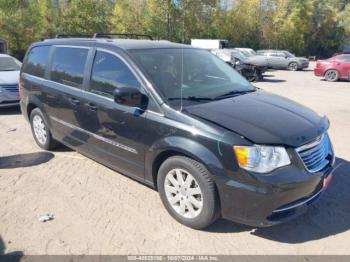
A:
[296,133,333,173]
[1,84,19,93]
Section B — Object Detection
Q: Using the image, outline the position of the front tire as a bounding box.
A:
[30,108,58,150]
[288,62,298,71]
[157,156,219,229]
[325,69,339,82]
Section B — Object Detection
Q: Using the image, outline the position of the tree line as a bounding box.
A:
[0,0,350,60]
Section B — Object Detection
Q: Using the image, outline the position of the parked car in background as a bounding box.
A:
[212,49,267,81]
[0,54,21,108]
[235,48,257,57]
[233,49,268,68]
[314,54,350,82]
[257,50,309,71]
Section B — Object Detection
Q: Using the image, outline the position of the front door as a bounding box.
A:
[77,49,148,180]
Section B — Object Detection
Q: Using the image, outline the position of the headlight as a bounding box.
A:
[233,145,291,173]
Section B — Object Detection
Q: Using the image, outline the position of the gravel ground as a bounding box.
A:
[0,62,349,255]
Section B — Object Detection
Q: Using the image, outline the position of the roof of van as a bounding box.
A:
[39,38,192,50]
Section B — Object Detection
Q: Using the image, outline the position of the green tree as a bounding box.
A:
[341,3,350,45]
[269,0,314,55]
[111,0,148,34]
[308,0,345,57]
[57,0,114,34]
[0,0,50,59]
[221,0,265,49]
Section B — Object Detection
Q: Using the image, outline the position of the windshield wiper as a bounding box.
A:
[214,89,256,100]
[168,96,214,102]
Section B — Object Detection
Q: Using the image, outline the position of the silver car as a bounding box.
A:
[0,54,21,107]
[257,50,309,71]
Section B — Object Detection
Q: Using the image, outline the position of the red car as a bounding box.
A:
[314,54,350,82]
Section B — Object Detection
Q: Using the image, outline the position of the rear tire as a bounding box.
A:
[157,156,219,229]
[325,69,339,82]
[30,108,58,150]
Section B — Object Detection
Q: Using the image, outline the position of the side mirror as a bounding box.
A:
[113,86,148,109]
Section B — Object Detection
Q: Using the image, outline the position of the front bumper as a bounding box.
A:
[0,88,20,108]
[216,163,334,227]
[300,61,309,69]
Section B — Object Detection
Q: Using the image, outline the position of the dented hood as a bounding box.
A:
[184,90,329,147]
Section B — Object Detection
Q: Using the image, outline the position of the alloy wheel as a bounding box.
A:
[325,70,338,82]
[33,115,47,145]
[164,168,203,219]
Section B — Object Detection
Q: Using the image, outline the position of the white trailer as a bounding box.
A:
[190,39,229,50]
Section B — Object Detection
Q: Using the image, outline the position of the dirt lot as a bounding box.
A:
[0,62,350,255]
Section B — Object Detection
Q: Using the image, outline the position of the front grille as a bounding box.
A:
[296,133,333,173]
[1,84,18,93]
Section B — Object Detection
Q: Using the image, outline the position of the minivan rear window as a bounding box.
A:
[22,46,50,78]
[50,47,88,88]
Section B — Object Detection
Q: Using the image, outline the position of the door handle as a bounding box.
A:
[69,97,80,106]
[86,103,97,111]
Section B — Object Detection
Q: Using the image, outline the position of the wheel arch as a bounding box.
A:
[324,68,339,77]
[146,137,226,190]
[26,96,52,124]
[27,102,38,120]
[288,61,299,68]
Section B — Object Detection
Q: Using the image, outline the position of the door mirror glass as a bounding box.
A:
[113,86,148,109]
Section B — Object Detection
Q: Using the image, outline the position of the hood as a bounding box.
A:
[0,70,20,85]
[184,90,328,147]
[245,56,268,67]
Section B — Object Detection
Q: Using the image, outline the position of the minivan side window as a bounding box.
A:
[22,46,50,78]
[50,47,89,88]
[90,51,140,98]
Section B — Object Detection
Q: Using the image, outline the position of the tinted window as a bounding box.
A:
[22,46,50,77]
[51,47,88,88]
[90,51,140,98]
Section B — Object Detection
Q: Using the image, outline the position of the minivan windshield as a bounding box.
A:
[130,48,254,107]
[0,57,22,71]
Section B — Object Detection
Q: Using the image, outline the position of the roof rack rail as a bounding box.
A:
[93,33,153,40]
[55,34,94,38]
